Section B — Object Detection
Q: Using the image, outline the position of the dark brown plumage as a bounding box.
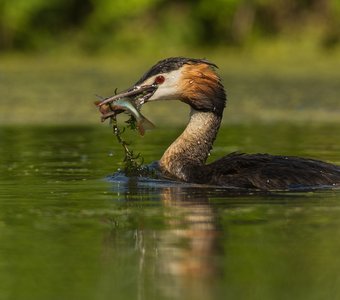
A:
[205,153,340,190]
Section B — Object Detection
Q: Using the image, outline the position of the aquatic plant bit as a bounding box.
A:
[95,92,149,176]
[110,114,146,176]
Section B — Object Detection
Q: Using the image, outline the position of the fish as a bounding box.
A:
[95,97,155,136]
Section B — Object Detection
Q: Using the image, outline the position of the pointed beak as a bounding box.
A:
[96,84,157,108]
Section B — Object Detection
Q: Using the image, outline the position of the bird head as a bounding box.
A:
[98,57,227,116]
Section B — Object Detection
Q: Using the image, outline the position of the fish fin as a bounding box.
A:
[137,117,155,136]
[137,125,145,136]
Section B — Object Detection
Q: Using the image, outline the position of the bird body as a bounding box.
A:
[205,152,340,190]
[157,108,340,190]
[99,57,340,190]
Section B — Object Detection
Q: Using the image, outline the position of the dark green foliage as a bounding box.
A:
[1,0,340,52]
[111,115,155,177]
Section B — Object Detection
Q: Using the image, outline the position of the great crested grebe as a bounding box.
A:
[100,57,340,190]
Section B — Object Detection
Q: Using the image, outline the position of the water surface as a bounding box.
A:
[1,124,340,300]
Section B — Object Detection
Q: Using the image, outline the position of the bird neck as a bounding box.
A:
[159,109,222,182]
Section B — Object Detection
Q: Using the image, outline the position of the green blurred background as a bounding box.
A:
[1,0,340,124]
[1,0,340,53]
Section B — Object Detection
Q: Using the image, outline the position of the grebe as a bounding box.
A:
[101,57,340,190]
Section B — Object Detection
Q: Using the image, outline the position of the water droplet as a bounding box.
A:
[108,152,114,157]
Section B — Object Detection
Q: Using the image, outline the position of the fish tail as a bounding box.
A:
[137,116,155,136]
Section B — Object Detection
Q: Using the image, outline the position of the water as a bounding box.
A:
[1,123,340,300]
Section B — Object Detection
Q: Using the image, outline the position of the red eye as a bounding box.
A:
[155,75,165,85]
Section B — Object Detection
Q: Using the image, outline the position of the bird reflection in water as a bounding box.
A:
[155,186,222,300]
[105,178,224,299]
